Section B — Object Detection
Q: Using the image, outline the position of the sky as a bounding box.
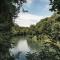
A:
[15,0,53,27]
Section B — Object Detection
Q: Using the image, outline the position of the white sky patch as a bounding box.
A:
[15,12,45,27]
[26,0,32,4]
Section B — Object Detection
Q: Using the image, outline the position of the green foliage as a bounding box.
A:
[26,38,60,60]
[35,13,60,41]
[26,46,60,60]
[0,0,26,60]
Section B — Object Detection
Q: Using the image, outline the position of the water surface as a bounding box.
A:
[10,37,31,60]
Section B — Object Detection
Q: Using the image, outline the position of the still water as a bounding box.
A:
[10,37,35,60]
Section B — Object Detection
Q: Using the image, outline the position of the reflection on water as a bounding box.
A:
[17,40,30,52]
[10,36,60,60]
[15,52,27,60]
[10,38,30,60]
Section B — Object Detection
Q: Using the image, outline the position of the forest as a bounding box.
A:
[0,0,60,60]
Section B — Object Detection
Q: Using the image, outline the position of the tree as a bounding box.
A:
[0,0,26,60]
[49,0,60,13]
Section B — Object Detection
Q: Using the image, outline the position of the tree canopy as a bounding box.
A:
[50,0,60,13]
[0,0,26,60]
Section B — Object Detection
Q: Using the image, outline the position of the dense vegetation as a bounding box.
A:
[0,0,60,60]
[0,0,26,60]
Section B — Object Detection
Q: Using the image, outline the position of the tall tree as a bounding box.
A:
[0,0,26,60]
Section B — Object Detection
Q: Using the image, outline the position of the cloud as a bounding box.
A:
[15,12,45,27]
[26,0,32,4]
